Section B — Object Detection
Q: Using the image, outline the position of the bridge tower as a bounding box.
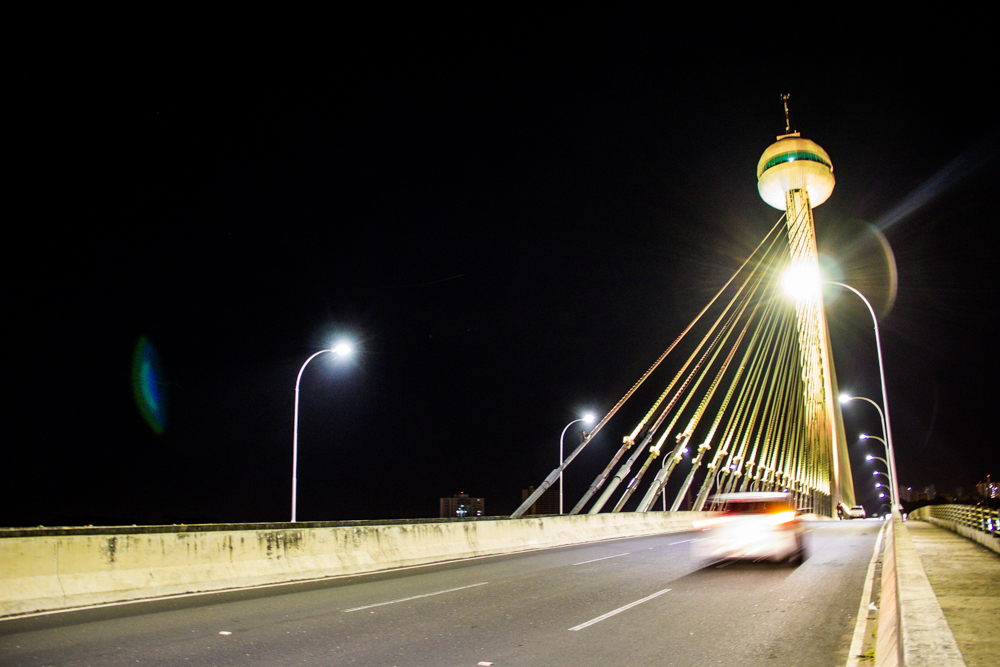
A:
[756,95,854,516]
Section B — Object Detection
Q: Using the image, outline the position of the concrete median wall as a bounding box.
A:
[0,512,705,618]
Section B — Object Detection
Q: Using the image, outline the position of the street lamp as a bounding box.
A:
[560,413,595,514]
[867,453,889,466]
[860,433,886,448]
[859,433,896,505]
[868,457,891,484]
[292,342,353,523]
[840,394,898,508]
[839,395,887,443]
[784,267,901,515]
[875,483,890,504]
[827,281,901,515]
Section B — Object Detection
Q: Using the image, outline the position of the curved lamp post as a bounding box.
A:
[560,414,595,514]
[869,458,892,497]
[840,395,887,444]
[840,394,897,508]
[860,434,896,505]
[866,454,895,505]
[872,470,891,490]
[827,282,901,514]
[292,342,352,523]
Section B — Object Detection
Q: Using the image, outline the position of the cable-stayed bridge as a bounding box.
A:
[6,107,996,667]
[515,107,855,519]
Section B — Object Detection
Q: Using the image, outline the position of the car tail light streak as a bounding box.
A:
[766,510,797,526]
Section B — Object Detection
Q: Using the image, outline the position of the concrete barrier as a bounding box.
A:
[876,514,966,667]
[875,518,903,667]
[0,512,706,618]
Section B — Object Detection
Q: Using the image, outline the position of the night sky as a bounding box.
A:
[8,18,997,526]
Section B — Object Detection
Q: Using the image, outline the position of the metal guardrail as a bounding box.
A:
[916,504,999,538]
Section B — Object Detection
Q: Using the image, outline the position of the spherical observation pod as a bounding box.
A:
[757,135,835,210]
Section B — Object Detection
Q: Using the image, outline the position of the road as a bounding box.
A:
[0,520,881,666]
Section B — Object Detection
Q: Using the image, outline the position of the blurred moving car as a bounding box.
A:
[693,492,806,565]
[848,505,866,519]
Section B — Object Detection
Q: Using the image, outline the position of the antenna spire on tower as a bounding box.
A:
[781,93,793,134]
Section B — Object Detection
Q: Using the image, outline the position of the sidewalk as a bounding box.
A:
[903,519,1000,667]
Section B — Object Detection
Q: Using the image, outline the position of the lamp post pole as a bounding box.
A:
[827,282,901,514]
[292,343,352,523]
[559,415,594,515]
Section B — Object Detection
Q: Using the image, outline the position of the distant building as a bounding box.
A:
[915,484,937,501]
[521,485,559,515]
[976,475,998,499]
[440,493,484,518]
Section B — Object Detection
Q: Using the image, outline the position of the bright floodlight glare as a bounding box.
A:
[331,342,353,357]
[781,263,822,302]
[583,413,595,424]
[839,394,852,403]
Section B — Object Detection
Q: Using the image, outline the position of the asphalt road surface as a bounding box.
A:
[0,520,882,666]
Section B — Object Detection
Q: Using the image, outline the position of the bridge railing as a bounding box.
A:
[909,504,999,554]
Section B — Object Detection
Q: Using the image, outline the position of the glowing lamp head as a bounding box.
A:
[331,342,353,357]
[757,135,835,210]
[781,263,822,303]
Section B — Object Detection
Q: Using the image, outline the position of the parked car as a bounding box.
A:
[693,492,807,565]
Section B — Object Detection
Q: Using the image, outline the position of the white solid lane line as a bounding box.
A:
[573,552,631,565]
[568,588,671,631]
[343,582,489,612]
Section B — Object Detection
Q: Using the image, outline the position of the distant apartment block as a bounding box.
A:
[976,474,998,499]
[520,485,559,515]
[440,493,484,518]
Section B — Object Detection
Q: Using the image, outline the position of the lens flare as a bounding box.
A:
[131,336,167,434]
